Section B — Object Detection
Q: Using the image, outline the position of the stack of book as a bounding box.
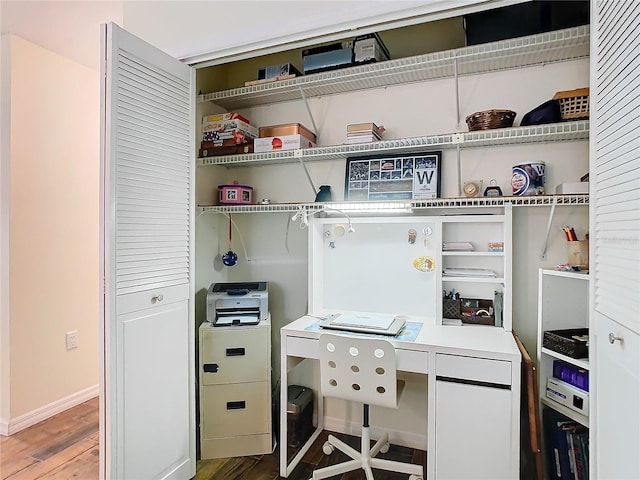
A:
[543,408,589,480]
[346,122,385,144]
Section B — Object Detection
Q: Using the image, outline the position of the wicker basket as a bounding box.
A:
[465,109,516,131]
[552,87,589,120]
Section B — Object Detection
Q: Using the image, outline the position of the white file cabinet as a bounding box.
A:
[199,318,272,458]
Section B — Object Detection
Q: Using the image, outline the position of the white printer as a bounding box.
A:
[206,282,268,326]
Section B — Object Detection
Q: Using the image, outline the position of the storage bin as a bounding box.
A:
[543,328,589,359]
[552,88,590,120]
[465,109,516,131]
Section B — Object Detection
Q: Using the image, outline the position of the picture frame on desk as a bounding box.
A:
[344,151,442,201]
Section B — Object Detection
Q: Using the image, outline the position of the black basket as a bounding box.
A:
[543,328,589,359]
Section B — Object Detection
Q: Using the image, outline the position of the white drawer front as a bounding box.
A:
[201,326,269,385]
[116,283,189,316]
[397,348,429,374]
[436,353,511,386]
[287,336,319,359]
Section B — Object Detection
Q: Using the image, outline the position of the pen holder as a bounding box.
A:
[567,240,589,269]
[443,298,461,319]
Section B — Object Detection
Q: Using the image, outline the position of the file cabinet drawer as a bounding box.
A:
[201,382,271,439]
[200,324,269,385]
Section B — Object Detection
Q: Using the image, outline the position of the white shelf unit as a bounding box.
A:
[440,212,511,329]
[537,268,590,427]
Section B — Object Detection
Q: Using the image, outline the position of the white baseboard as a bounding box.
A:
[322,415,427,451]
[0,384,99,436]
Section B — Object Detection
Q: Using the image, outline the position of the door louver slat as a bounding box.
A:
[114,50,192,295]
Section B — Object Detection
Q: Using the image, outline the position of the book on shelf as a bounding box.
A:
[443,267,496,277]
[442,242,474,251]
[347,122,385,137]
[347,134,382,144]
[543,407,589,480]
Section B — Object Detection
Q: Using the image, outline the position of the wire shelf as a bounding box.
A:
[198,194,589,214]
[198,26,590,109]
[196,121,589,167]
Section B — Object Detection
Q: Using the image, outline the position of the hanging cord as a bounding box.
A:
[291,206,355,232]
[217,212,251,262]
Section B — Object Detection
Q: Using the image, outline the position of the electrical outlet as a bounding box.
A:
[66,331,78,350]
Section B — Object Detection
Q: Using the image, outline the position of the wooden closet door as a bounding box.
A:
[100,22,195,480]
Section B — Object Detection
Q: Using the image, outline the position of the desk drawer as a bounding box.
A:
[436,353,511,386]
[286,337,428,374]
[397,348,429,374]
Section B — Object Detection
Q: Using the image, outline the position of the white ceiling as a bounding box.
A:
[0,0,124,71]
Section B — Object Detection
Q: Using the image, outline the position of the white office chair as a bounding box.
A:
[313,333,424,480]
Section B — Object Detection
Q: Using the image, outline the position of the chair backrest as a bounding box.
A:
[319,333,398,409]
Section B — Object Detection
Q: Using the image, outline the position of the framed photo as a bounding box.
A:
[344,151,442,201]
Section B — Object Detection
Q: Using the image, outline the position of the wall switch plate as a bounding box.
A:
[66,331,78,350]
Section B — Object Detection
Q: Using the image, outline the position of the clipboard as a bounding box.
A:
[319,312,406,336]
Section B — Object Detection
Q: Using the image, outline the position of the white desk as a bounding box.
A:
[280,315,521,480]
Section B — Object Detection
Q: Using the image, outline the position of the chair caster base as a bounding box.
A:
[322,441,334,455]
[379,442,390,454]
[409,475,423,480]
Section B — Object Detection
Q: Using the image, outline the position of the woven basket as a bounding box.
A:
[552,87,589,120]
[465,109,516,131]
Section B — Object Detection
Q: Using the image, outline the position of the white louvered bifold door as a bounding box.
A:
[101,23,195,480]
[590,1,640,479]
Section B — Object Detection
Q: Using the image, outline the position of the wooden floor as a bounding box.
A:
[195,430,427,480]
[0,398,99,480]
[0,399,426,480]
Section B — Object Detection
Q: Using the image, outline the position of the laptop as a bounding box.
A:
[319,312,406,336]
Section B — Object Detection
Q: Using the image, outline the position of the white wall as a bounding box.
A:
[0,34,100,434]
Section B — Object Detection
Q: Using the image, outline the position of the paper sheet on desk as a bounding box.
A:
[305,320,422,342]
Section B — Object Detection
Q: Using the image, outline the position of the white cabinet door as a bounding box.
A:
[434,353,518,480]
[591,0,640,478]
[101,22,195,480]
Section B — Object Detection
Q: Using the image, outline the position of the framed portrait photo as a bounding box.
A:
[344,151,442,201]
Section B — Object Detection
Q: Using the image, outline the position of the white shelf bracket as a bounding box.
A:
[297,87,319,197]
[540,199,558,260]
[454,57,460,129]
[456,144,462,197]
[299,86,319,142]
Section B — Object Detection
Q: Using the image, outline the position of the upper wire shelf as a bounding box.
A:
[197,26,590,109]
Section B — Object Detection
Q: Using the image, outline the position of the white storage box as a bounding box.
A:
[254,134,316,152]
[555,182,589,194]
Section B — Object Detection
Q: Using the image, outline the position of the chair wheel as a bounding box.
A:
[322,441,334,455]
[379,443,390,454]
[409,476,423,480]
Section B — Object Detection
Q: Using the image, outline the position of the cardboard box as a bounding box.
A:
[254,134,316,152]
[259,123,316,143]
[257,63,301,80]
[353,33,390,64]
[201,116,258,144]
[302,41,353,74]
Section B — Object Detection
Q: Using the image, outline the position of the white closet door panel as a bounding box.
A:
[592,2,640,478]
[102,22,195,480]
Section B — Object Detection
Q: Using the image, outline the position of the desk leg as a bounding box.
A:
[280,350,325,477]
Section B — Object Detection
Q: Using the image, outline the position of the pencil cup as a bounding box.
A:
[567,240,589,269]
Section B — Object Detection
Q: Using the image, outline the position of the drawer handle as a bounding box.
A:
[608,332,623,344]
[226,347,245,357]
[227,401,246,410]
[203,363,219,373]
[151,294,164,304]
